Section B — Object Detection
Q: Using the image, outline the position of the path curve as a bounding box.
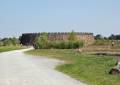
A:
[0,48,86,85]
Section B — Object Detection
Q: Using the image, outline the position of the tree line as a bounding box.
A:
[95,34,120,40]
[0,37,20,46]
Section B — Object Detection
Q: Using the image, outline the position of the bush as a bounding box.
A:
[34,32,84,49]
[67,41,84,49]
[34,41,47,49]
[34,31,84,49]
[74,41,84,48]
[34,40,84,49]
[0,38,20,46]
[0,41,3,46]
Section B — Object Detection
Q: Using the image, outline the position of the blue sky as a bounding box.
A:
[0,0,120,37]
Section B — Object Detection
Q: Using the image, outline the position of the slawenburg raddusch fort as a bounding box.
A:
[20,32,95,46]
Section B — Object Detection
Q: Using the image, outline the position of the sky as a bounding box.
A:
[0,0,120,38]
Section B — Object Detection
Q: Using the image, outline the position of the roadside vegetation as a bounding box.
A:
[34,31,84,49]
[0,37,26,52]
[0,46,25,53]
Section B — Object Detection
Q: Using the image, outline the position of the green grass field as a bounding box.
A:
[0,46,26,53]
[26,49,120,85]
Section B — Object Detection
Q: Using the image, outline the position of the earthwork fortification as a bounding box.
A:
[20,32,95,46]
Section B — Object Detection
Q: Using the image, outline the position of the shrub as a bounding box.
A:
[34,32,84,49]
[74,41,84,48]
[34,33,49,49]
[34,40,84,49]
[59,41,66,49]
[0,41,3,46]
[68,31,77,41]
[67,41,84,49]
[0,37,20,46]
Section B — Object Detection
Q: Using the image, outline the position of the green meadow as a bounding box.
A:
[26,49,120,85]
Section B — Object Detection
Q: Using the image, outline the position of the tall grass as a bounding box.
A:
[34,40,84,49]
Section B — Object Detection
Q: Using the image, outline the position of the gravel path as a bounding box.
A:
[0,48,86,85]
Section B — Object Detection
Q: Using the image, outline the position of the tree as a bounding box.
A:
[1,38,12,46]
[39,32,48,44]
[34,32,49,49]
[68,31,77,41]
[95,34,103,40]
[10,37,19,45]
[0,37,19,46]
[108,34,120,40]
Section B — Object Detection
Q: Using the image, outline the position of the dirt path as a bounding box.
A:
[0,48,86,85]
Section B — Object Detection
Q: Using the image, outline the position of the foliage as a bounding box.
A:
[34,32,49,49]
[0,41,3,46]
[109,34,120,40]
[10,37,19,45]
[68,31,77,41]
[94,34,103,40]
[34,31,84,49]
[34,40,84,49]
[94,34,120,40]
[0,37,20,46]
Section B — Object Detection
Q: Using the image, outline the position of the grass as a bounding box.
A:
[0,46,26,53]
[26,49,120,85]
